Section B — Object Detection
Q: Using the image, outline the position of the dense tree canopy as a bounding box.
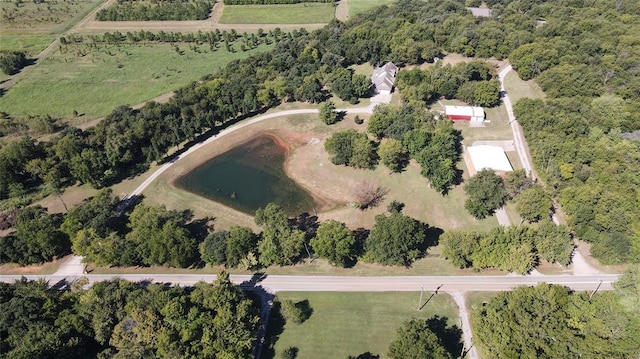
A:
[387,318,457,359]
[324,129,377,169]
[0,274,261,358]
[440,223,574,273]
[310,219,356,267]
[463,169,506,219]
[364,212,428,266]
[256,203,305,266]
[472,276,640,359]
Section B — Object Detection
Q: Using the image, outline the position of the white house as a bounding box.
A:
[371,62,398,95]
[464,145,513,177]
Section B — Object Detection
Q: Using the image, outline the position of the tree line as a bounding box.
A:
[472,266,640,358]
[0,273,261,358]
[95,0,214,21]
[440,221,574,274]
[397,60,501,107]
[0,189,435,269]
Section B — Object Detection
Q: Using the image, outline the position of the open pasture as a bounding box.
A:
[219,3,334,24]
[0,41,273,118]
[266,291,460,359]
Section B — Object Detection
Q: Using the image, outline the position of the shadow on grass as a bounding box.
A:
[426,315,463,358]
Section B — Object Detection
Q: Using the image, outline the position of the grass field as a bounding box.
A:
[266,291,459,359]
[0,0,105,53]
[347,0,396,17]
[219,3,334,24]
[0,42,273,118]
[503,70,545,103]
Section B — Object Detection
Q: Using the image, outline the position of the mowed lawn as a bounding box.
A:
[347,0,397,16]
[267,291,460,359]
[0,42,273,118]
[219,3,334,24]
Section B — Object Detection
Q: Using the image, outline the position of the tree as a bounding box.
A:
[387,319,453,359]
[225,226,257,268]
[279,299,311,324]
[200,230,229,266]
[440,230,481,268]
[464,169,507,219]
[378,138,408,172]
[310,220,356,267]
[256,203,305,266]
[319,101,339,125]
[364,213,427,266]
[503,169,533,199]
[324,130,376,169]
[516,184,552,223]
[0,50,28,75]
[534,221,574,266]
[1,206,69,265]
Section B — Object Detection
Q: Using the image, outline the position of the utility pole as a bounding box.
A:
[589,280,603,301]
[417,285,424,310]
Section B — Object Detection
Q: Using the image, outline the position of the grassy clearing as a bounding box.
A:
[347,0,396,17]
[0,34,55,56]
[143,111,499,233]
[503,70,545,104]
[267,291,459,359]
[219,3,334,24]
[0,42,273,118]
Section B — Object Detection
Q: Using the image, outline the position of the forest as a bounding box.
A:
[223,0,333,4]
[472,266,640,358]
[0,273,262,358]
[0,1,639,265]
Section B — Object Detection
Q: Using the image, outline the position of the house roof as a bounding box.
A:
[444,105,484,118]
[467,7,492,17]
[372,62,397,89]
[466,145,513,173]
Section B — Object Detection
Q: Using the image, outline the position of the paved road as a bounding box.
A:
[0,273,619,293]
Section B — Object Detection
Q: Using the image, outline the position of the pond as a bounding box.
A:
[176,134,317,216]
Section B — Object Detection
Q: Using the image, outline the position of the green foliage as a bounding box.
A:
[441,224,574,273]
[0,206,69,265]
[310,220,356,267]
[515,184,552,223]
[256,203,305,266]
[387,318,454,359]
[319,100,339,125]
[503,169,533,199]
[324,129,377,169]
[279,299,312,325]
[463,169,506,219]
[378,138,408,172]
[96,0,214,21]
[473,283,640,359]
[0,50,28,75]
[0,275,262,358]
[364,213,428,266]
[200,230,229,266]
[281,346,299,359]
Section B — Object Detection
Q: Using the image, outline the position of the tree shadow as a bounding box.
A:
[424,225,444,248]
[288,212,319,242]
[425,315,463,358]
[352,227,370,258]
[238,273,276,359]
[185,216,214,243]
[294,299,313,323]
[348,352,380,359]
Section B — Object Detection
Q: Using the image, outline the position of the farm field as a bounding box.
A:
[219,3,334,24]
[0,0,105,53]
[0,41,273,118]
[347,0,396,17]
[266,291,460,359]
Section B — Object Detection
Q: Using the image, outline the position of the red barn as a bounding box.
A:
[444,105,485,123]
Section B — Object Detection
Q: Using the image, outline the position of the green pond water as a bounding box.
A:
[177,135,316,216]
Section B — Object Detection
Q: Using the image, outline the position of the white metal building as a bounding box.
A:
[444,105,485,123]
[464,145,513,177]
